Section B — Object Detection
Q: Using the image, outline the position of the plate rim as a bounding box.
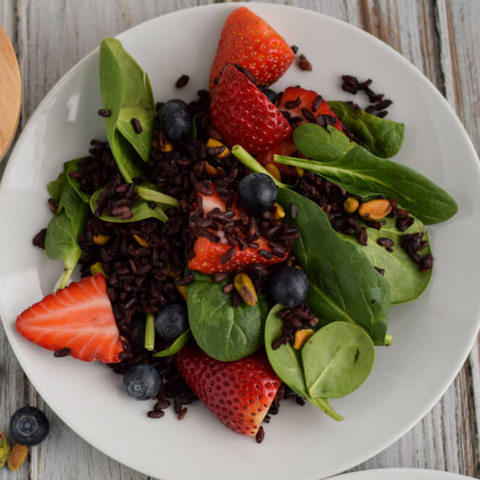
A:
[1,2,479,479]
[329,468,476,480]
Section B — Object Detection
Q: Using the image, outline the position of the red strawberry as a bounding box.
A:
[188,186,286,274]
[16,274,124,363]
[257,139,299,177]
[210,64,292,155]
[279,86,345,132]
[209,7,295,93]
[176,344,281,437]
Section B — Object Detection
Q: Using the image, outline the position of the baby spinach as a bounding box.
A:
[154,330,192,357]
[48,172,67,203]
[302,322,375,399]
[329,101,405,158]
[265,305,343,421]
[341,217,432,305]
[135,186,181,208]
[275,146,458,225]
[100,38,156,182]
[292,123,356,162]
[187,271,269,362]
[277,188,391,344]
[66,158,91,203]
[45,181,90,289]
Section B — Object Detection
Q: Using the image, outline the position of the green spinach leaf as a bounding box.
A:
[265,305,343,421]
[302,322,375,399]
[154,330,192,357]
[66,158,92,203]
[47,172,67,203]
[341,217,432,305]
[187,271,269,361]
[135,186,181,208]
[275,146,458,225]
[45,182,90,289]
[293,123,356,162]
[100,38,156,182]
[277,188,391,344]
[329,101,405,158]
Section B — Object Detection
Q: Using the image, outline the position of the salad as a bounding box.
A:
[18,7,457,443]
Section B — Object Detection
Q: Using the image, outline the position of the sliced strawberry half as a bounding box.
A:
[279,86,345,132]
[209,7,295,93]
[16,274,124,363]
[188,186,287,275]
[176,344,281,437]
[210,64,292,155]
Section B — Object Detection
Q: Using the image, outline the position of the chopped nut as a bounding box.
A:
[175,281,187,301]
[90,262,109,279]
[293,329,315,350]
[265,163,282,182]
[160,140,173,153]
[204,161,219,179]
[92,234,110,246]
[295,167,305,178]
[7,444,27,471]
[167,264,180,279]
[0,430,10,468]
[133,234,149,248]
[344,197,360,214]
[206,138,230,159]
[273,203,285,220]
[358,199,392,221]
[234,273,258,306]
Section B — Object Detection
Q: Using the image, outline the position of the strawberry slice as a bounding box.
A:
[209,7,295,93]
[279,86,345,131]
[188,186,287,275]
[176,344,281,437]
[257,139,299,177]
[16,274,124,363]
[210,64,292,155]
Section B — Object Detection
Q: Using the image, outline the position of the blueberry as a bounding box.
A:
[260,88,278,104]
[155,303,189,341]
[238,173,278,214]
[123,364,161,401]
[10,407,50,446]
[158,99,191,143]
[270,267,309,307]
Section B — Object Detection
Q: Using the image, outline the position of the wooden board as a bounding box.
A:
[0,1,479,478]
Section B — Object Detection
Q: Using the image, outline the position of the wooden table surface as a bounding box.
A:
[0,1,479,479]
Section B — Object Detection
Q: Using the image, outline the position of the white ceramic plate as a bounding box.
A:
[332,469,476,480]
[0,3,479,480]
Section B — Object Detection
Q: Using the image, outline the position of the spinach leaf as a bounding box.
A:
[154,330,192,357]
[341,217,432,305]
[329,101,405,158]
[100,38,156,182]
[187,271,269,361]
[47,172,67,203]
[293,123,356,162]
[89,186,179,223]
[66,158,91,203]
[302,322,375,399]
[45,182,90,289]
[275,146,458,225]
[277,188,391,344]
[265,305,343,421]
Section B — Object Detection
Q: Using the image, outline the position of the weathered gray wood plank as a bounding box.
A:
[0,0,478,478]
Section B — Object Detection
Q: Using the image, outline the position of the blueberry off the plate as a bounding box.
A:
[0,4,478,480]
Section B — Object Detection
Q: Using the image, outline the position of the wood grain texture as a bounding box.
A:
[0,1,479,479]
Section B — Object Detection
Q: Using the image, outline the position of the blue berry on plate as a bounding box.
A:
[260,87,278,104]
[123,364,161,401]
[155,303,189,341]
[158,99,191,143]
[10,407,50,446]
[270,267,309,307]
[238,173,278,214]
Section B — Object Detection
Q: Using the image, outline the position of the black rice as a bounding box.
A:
[175,75,190,89]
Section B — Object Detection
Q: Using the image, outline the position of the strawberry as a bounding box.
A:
[210,64,292,155]
[188,186,286,274]
[279,86,345,132]
[209,7,295,93]
[176,344,281,436]
[16,274,124,363]
[257,139,299,177]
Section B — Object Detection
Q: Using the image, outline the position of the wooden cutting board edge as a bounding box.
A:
[0,24,21,163]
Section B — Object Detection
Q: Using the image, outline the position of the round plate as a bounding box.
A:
[0,3,479,480]
[333,469,476,480]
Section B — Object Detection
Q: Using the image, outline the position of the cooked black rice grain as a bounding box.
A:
[98,109,111,117]
[375,267,385,276]
[302,108,316,123]
[298,54,312,72]
[377,111,389,118]
[54,347,72,358]
[396,216,415,232]
[175,75,190,88]
[33,228,47,249]
[285,97,301,109]
[291,45,299,54]
[256,426,265,444]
